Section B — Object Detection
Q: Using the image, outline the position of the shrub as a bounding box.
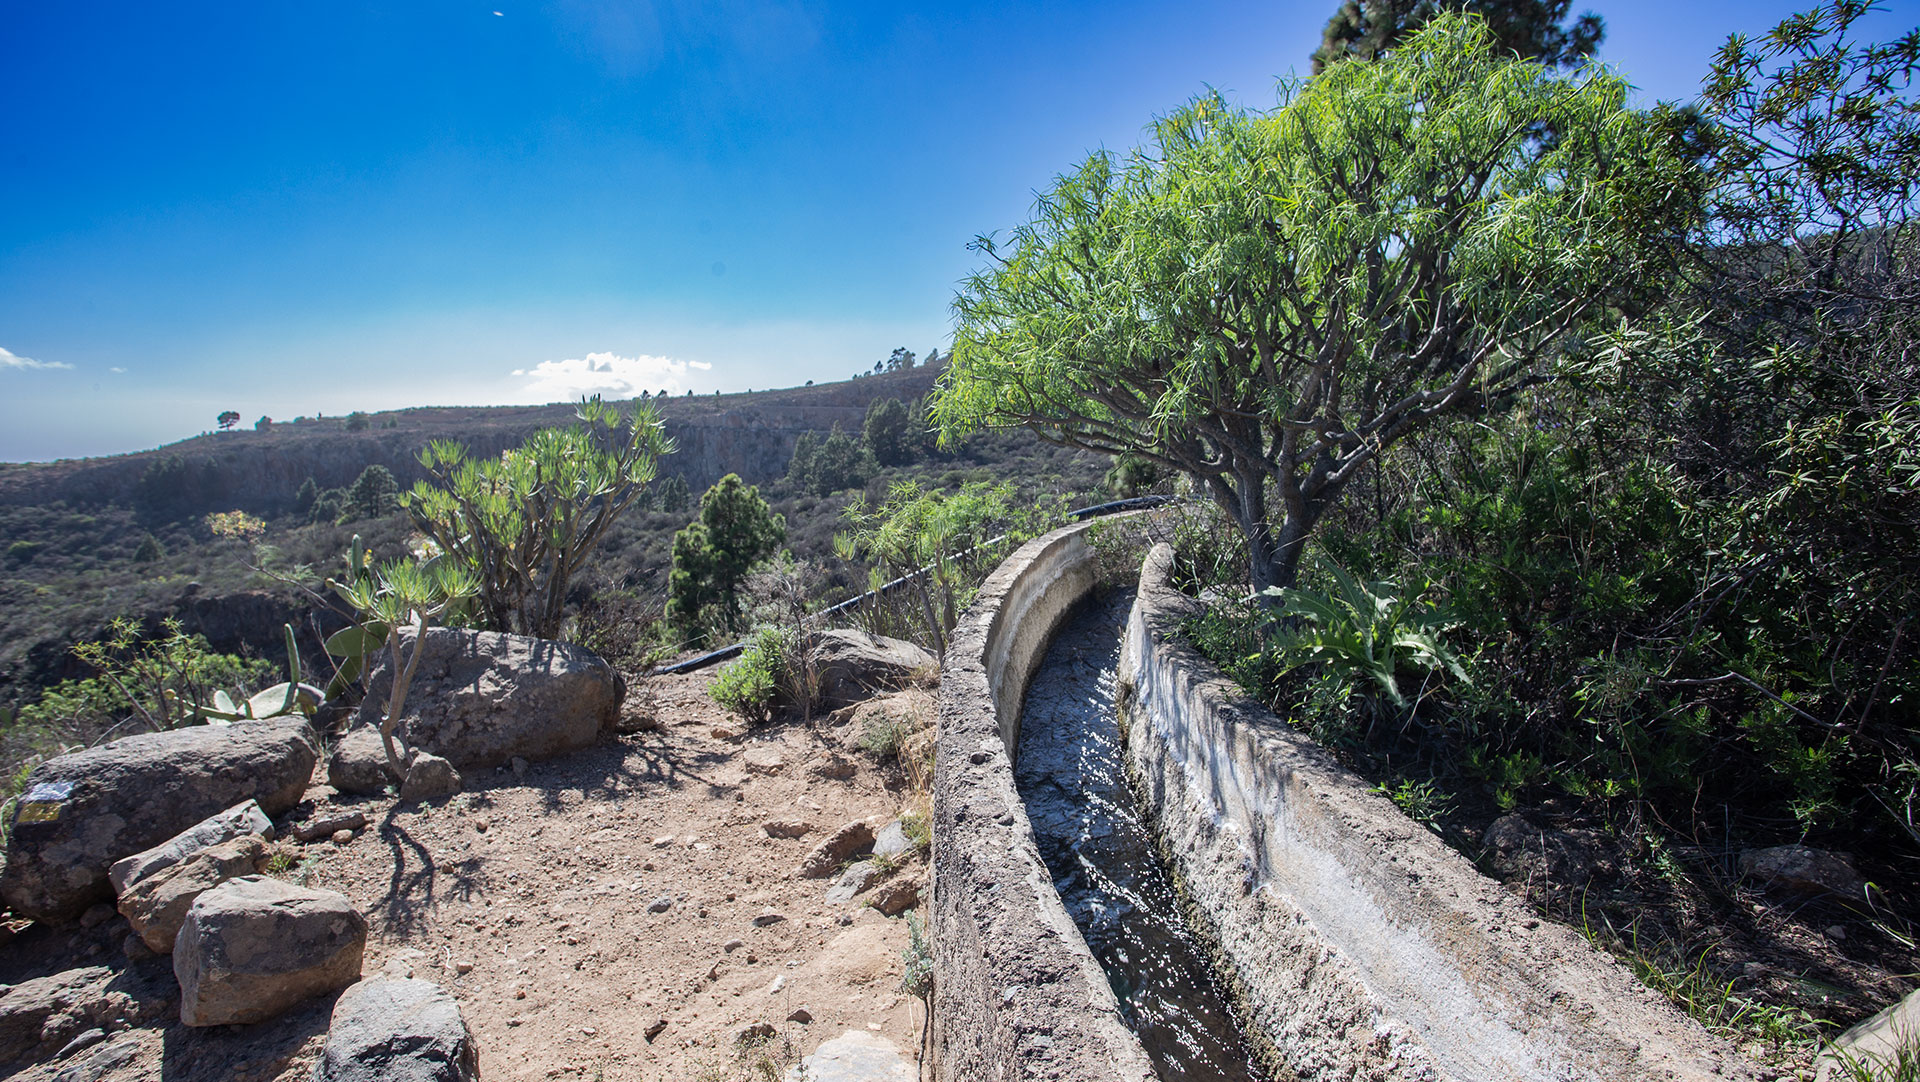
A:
[709,629,789,723]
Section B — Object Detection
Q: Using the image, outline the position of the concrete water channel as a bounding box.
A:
[1014,589,1269,1082]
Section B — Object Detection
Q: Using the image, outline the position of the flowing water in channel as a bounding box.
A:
[1014,589,1271,1082]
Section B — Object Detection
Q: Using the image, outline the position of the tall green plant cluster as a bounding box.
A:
[667,474,786,642]
[407,396,672,640]
[834,479,1066,654]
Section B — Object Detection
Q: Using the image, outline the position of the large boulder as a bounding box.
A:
[311,976,480,1082]
[353,628,622,770]
[809,631,935,711]
[1,719,317,922]
[174,875,366,1027]
[118,834,269,953]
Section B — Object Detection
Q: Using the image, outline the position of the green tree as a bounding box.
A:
[293,476,319,516]
[863,398,915,467]
[667,474,785,639]
[345,411,371,431]
[786,431,820,489]
[932,14,1700,596]
[886,347,917,372]
[1313,0,1603,72]
[407,396,674,639]
[345,465,399,521]
[217,410,240,431]
[132,533,163,564]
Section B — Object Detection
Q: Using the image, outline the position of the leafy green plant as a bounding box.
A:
[408,396,672,639]
[709,628,790,723]
[69,617,281,734]
[1261,560,1471,710]
[330,552,479,778]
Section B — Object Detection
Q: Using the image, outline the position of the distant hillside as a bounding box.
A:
[0,365,942,522]
[0,364,1108,710]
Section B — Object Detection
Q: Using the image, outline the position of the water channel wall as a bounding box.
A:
[1118,543,1766,1082]
[932,520,1159,1082]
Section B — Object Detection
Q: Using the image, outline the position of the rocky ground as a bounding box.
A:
[0,670,936,1082]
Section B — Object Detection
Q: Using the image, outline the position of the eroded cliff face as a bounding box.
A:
[0,368,939,519]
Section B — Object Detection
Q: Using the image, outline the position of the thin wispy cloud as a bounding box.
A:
[0,347,74,372]
[511,351,712,402]
[109,366,127,374]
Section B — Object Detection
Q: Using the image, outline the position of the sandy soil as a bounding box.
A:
[2,670,935,1082]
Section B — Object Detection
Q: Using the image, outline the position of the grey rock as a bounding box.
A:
[399,752,462,802]
[108,799,273,894]
[752,909,786,927]
[0,718,316,922]
[809,753,857,780]
[825,861,885,904]
[353,627,622,770]
[1740,844,1870,902]
[871,821,913,861]
[809,630,934,711]
[78,903,117,929]
[797,821,874,879]
[174,875,367,1027]
[1817,986,1920,1082]
[311,976,480,1082]
[1482,814,1614,888]
[50,1036,142,1082]
[117,834,268,953]
[0,965,170,1067]
[328,729,398,796]
[785,1029,915,1081]
[648,895,673,914]
[54,1028,105,1059]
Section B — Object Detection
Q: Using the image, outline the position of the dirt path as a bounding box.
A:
[5,671,934,1082]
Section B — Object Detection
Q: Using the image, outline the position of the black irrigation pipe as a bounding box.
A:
[645,494,1181,676]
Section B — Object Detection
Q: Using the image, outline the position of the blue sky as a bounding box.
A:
[2,0,1909,461]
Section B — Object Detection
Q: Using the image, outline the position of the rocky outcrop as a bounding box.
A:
[810,631,935,711]
[1,719,317,922]
[117,834,270,953]
[174,876,367,1026]
[0,965,172,1067]
[352,628,622,770]
[312,977,480,1082]
[107,799,272,895]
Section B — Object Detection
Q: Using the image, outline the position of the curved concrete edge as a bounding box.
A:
[1119,543,1767,1082]
[932,520,1158,1082]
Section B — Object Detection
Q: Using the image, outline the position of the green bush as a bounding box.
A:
[709,629,790,723]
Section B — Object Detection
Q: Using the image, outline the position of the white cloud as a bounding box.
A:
[109,366,127,374]
[510,351,707,402]
[0,347,74,372]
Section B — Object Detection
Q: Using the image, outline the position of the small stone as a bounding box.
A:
[55,1027,106,1059]
[796,821,875,879]
[454,959,475,974]
[651,835,675,849]
[79,903,117,929]
[825,861,886,904]
[472,819,489,833]
[644,1017,668,1042]
[752,909,785,927]
[400,752,462,802]
[332,829,356,845]
[513,986,527,999]
[1826,925,1847,941]
[293,812,369,844]
[762,818,812,839]
[743,747,786,775]
[723,938,745,952]
[648,896,673,914]
[787,1007,813,1024]
[1739,845,1870,901]
[809,753,856,780]
[868,875,923,917]
[311,976,479,1082]
[872,821,914,861]
[712,724,743,741]
[734,1021,776,1044]
[766,976,786,994]
[123,933,157,962]
[511,757,529,777]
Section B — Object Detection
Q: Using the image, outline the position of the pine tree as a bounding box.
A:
[1313,0,1603,73]
[667,475,785,638]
